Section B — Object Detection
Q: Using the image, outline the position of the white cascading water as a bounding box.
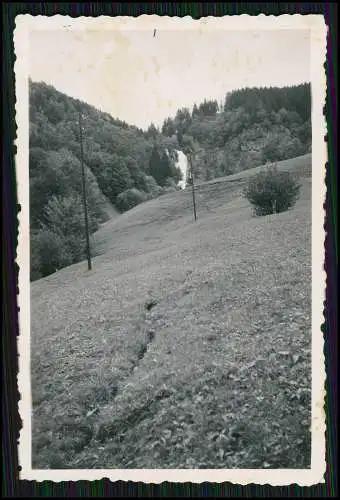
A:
[174,150,188,190]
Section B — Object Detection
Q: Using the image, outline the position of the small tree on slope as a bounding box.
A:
[243,163,301,216]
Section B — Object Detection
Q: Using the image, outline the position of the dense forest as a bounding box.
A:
[29,80,311,280]
[160,84,311,180]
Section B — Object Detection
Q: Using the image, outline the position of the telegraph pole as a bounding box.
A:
[188,152,197,221]
[78,112,92,271]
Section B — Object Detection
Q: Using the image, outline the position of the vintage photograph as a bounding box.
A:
[15,15,326,483]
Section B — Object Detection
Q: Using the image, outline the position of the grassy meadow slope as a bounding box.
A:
[31,154,312,469]
[29,82,311,280]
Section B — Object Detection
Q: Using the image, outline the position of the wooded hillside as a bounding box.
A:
[29,81,311,280]
[159,83,311,180]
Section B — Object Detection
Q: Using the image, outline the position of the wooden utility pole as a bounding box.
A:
[78,112,92,271]
[188,152,197,221]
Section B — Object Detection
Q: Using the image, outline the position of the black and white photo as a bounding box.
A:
[15,14,327,484]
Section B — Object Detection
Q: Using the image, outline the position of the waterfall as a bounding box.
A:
[175,150,188,190]
[164,148,189,190]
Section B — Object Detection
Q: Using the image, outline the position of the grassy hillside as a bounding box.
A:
[29,81,181,281]
[31,154,312,469]
[29,81,311,281]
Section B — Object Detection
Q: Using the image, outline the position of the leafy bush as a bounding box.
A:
[143,175,160,197]
[164,177,178,190]
[243,163,301,216]
[30,229,73,280]
[30,194,100,280]
[115,188,148,213]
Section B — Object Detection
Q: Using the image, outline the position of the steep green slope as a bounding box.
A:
[92,153,311,255]
[29,81,180,280]
[31,154,312,469]
[29,81,311,281]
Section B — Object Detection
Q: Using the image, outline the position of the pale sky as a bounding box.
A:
[29,26,311,130]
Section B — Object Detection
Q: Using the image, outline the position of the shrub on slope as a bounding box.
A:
[243,163,301,216]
